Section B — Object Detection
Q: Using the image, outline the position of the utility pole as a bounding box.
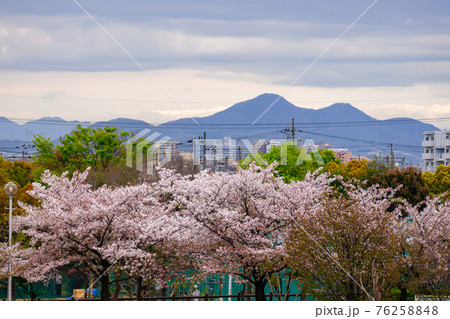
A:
[4,182,18,302]
[292,118,295,142]
[203,131,206,170]
[238,145,242,162]
[16,143,34,161]
[390,143,395,168]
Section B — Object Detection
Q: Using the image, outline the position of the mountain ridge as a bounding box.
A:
[0,93,440,163]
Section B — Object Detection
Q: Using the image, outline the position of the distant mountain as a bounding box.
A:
[166,93,312,124]
[0,116,86,141]
[92,118,154,133]
[0,116,23,140]
[157,94,439,163]
[164,94,376,126]
[313,102,376,123]
[24,117,86,141]
[158,94,381,143]
[0,93,440,163]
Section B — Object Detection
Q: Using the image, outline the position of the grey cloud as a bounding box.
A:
[0,1,449,88]
[3,0,450,25]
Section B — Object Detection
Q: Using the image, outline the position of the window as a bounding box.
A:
[426,137,429,141]
[431,137,435,141]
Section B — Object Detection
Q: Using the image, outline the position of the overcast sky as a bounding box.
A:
[0,0,449,128]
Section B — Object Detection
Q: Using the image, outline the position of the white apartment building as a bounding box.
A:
[422,130,450,172]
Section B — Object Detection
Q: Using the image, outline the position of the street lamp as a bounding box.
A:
[4,182,18,302]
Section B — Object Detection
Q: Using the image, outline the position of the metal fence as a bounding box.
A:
[61,291,307,301]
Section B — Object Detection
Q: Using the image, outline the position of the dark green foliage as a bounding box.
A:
[368,166,430,206]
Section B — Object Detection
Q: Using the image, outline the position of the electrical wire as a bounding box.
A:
[0,116,449,128]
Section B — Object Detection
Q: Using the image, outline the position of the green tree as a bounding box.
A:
[423,165,450,199]
[33,134,61,176]
[242,142,339,181]
[34,125,130,173]
[33,125,140,187]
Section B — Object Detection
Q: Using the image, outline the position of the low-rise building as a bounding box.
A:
[331,148,352,165]
[422,130,450,172]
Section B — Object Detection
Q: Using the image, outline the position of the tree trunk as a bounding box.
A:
[161,287,167,300]
[301,284,307,301]
[246,280,252,301]
[113,280,121,300]
[100,273,110,301]
[254,278,267,301]
[345,281,356,301]
[400,287,408,301]
[99,261,111,301]
[136,277,143,301]
[112,270,122,300]
[12,279,16,301]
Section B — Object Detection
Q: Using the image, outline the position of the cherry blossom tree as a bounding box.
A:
[397,196,450,300]
[14,168,200,300]
[286,182,404,301]
[0,243,8,279]
[13,161,446,302]
[173,163,331,300]
[100,170,201,299]
[0,243,29,280]
[286,178,450,301]
[14,168,152,300]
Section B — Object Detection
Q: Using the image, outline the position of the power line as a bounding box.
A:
[0,116,449,128]
[0,116,430,150]
[297,129,423,150]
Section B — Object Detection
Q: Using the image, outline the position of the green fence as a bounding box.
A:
[1,269,308,300]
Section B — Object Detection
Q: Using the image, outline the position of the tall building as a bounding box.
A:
[192,137,251,169]
[252,140,270,155]
[422,130,450,172]
[153,141,180,166]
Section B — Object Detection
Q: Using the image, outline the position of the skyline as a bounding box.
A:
[0,1,449,129]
